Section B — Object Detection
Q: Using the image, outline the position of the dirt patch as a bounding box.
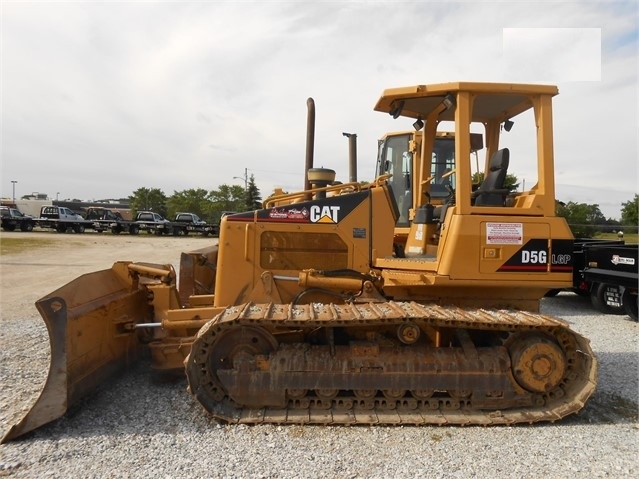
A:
[0,231,215,310]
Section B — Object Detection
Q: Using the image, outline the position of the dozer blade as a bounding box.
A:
[2,262,151,443]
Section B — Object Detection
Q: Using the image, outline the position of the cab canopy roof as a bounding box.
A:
[374,81,558,123]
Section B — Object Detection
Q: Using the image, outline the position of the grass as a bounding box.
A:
[595,232,638,243]
[0,237,59,255]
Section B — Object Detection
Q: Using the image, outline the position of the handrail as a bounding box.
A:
[262,174,391,208]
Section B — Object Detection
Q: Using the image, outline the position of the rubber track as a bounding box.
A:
[186,301,598,425]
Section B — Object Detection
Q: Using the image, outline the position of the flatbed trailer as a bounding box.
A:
[171,212,219,236]
[581,242,638,320]
[135,211,174,235]
[35,217,93,234]
[34,205,92,233]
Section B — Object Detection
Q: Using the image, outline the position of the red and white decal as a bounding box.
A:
[486,222,523,245]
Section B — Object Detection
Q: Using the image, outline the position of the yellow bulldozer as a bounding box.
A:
[2,81,597,443]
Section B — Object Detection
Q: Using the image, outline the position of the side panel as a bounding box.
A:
[378,211,575,309]
[214,187,396,306]
[438,214,573,286]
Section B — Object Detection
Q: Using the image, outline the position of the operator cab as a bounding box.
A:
[372,82,565,273]
[376,131,485,231]
[376,132,460,228]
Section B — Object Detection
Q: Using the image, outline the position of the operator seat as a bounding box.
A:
[471,148,510,206]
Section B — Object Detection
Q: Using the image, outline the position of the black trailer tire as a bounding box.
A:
[574,287,590,297]
[591,282,625,315]
[129,225,139,235]
[73,224,85,234]
[56,224,67,233]
[111,227,122,234]
[622,289,638,321]
[20,223,34,232]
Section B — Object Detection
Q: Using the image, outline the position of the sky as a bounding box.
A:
[1,1,637,219]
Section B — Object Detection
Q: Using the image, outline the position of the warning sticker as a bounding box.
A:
[486,223,523,245]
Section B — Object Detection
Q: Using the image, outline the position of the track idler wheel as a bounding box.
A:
[508,333,566,393]
[208,325,278,373]
[186,324,279,412]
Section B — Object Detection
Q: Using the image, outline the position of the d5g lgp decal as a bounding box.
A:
[497,238,574,273]
[498,239,549,272]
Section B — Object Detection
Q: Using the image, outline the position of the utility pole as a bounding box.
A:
[233,168,248,190]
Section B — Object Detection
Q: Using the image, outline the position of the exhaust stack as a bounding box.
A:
[342,132,358,183]
[304,98,315,196]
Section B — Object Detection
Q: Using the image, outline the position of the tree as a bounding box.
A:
[244,174,262,210]
[471,172,520,192]
[620,194,638,227]
[556,201,606,238]
[129,187,168,217]
[208,184,246,221]
[166,188,210,219]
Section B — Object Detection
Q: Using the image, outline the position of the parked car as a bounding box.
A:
[1,206,35,232]
[172,212,218,236]
[135,211,173,235]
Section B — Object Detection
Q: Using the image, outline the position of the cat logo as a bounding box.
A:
[310,205,340,223]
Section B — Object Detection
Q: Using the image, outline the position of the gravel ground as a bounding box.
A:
[0,232,637,478]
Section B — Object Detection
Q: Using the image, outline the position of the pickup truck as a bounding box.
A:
[1,206,36,232]
[135,211,173,235]
[171,212,219,236]
[37,205,88,233]
[85,207,139,235]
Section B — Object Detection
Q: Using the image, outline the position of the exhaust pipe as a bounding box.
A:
[342,132,358,183]
[304,98,315,197]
